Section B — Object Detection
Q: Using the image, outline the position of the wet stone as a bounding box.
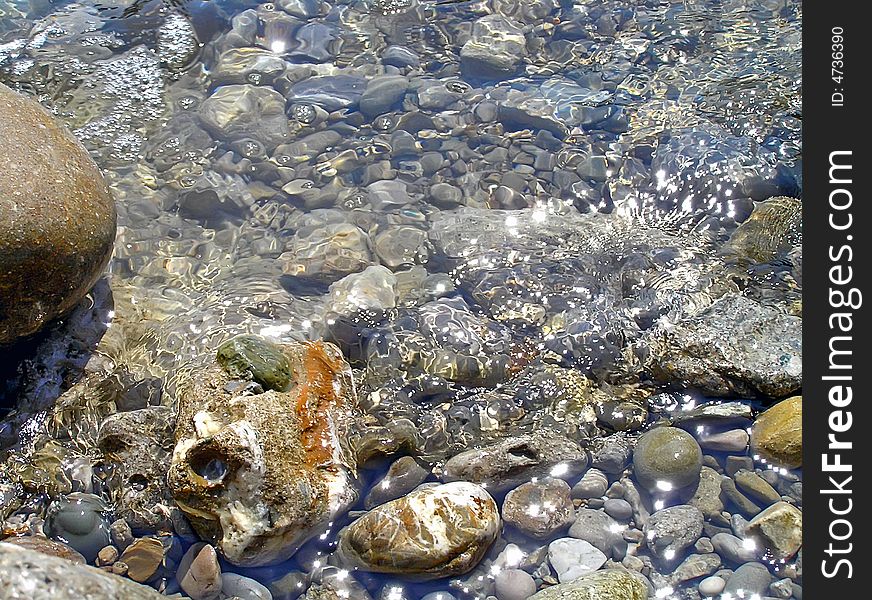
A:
[216,335,293,392]
[429,182,463,208]
[177,543,222,600]
[528,569,647,600]
[502,478,576,539]
[721,478,763,518]
[699,575,726,597]
[288,75,367,112]
[746,501,802,560]
[2,535,86,564]
[119,537,165,583]
[337,482,499,580]
[168,341,359,567]
[382,46,420,69]
[363,456,429,509]
[211,48,287,87]
[643,505,704,562]
[442,431,588,493]
[750,396,802,469]
[281,223,374,282]
[733,470,781,506]
[221,572,273,600]
[361,75,409,118]
[722,562,772,598]
[632,427,702,493]
[572,468,608,500]
[326,265,398,316]
[646,295,802,398]
[45,493,112,563]
[198,85,290,150]
[711,532,759,564]
[460,15,527,80]
[548,538,607,583]
[697,429,749,452]
[590,432,633,474]
[688,467,727,525]
[568,508,626,559]
[603,498,633,522]
[494,568,537,600]
[0,542,167,599]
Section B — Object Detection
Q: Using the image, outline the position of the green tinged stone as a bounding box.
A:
[216,335,294,392]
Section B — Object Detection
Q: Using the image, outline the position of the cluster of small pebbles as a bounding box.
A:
[0,0,802,599]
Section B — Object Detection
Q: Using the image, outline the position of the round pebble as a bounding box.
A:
[699,575,726,597]
[632,426,703,492]
[603,498,633,521]
[494,568,537,600]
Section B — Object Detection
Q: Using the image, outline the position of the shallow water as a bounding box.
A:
[0,0,802,598]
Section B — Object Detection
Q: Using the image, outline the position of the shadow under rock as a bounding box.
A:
[0,277,115,416]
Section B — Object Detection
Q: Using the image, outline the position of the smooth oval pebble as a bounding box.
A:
[494,568,537,600]
[221,572,273,600]
[699,575,726,597]
[178,543,222,600]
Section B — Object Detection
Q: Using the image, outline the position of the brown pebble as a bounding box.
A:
[109,519,135,551]
[96,545,119,567]
[111,561,129,576]
[119,537,165,582]
[177,542,222,600]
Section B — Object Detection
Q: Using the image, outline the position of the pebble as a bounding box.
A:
[725,456,755,478]
[460,15,527,80]
[751,396,802,469]
[722,562,772,598]
[502,478,575,539]
[733,469,781,506]
[643,505,704,562]
[603,498,633,522]
[568,508,626,559]
[109,519,135,552]
[337,482,500,580]
[96,545,119,567]
[443,432,588,493]
[689,467,728,525]
[632,427,703,492]
[548,538,608,583]
[590,432,633,474]
[364,456,429,509]
[119,537,165,583]
[360,75,409,118]
[746,501,802,559]
[711,532,760,564]
[699,575,726,597]
[494,569,537,600]
[571,468,608,499]
[527,569,647,599]
[177,543,222,600]
[670,552,721,586]
[198,85,290,150]
[429,183,463,208]
[44,493,112,563]
[697,429,749,452]
[721,477,763,517]
[220,572,273,600]
[382,46,421,69]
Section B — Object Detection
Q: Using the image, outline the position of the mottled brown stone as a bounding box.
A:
[168,340,359,567]
[0,83,116,344]
[1,535,86,564]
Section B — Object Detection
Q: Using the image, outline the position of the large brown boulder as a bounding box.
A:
[0,83,116,344]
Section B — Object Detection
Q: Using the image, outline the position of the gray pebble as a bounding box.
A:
[697,429,749,452]
[603,498,633,521]
[711,532,760,564]
[723,562,772,598]
[494,569,537,600]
